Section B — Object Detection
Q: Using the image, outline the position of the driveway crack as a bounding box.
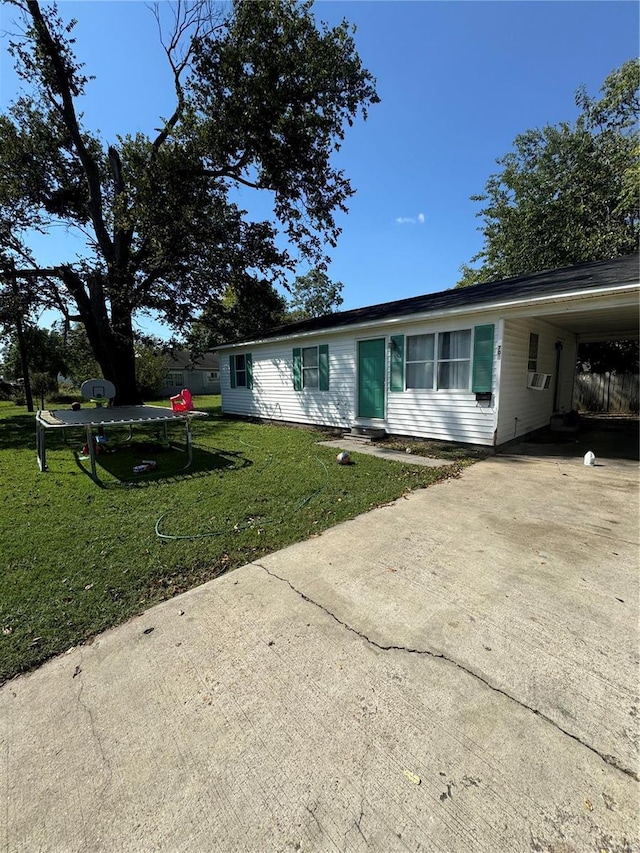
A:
[254,562,639,783]
[74,651,112,789]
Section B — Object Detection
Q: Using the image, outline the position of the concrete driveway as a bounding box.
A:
[1,449,638,852]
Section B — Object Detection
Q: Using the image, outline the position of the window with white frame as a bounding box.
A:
[528,333,539,371]
[233,354,247,387]
[406,334,435,389]
[208,370,219,381]
[302,346,319,389]
[437,329,471,389]
[164,371,183,388]
[293,345,329,391]
[391,326,491,393]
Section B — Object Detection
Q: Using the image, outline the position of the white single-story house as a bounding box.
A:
[218,256,639,447]
[163,350,220,396]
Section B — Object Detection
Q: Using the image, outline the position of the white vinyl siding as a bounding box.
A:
[220,316,500,445]
[496,318,576,445]
[219,278,635,446]
[221,334,354,428]
[385,318,499,445]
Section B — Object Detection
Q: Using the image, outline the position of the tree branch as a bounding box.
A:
[149,1,224,156]
[25,1,115,266]
[108,145,134,278]
[196,157,267,191]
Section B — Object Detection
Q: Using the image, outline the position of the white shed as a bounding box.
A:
[218,256,639,447]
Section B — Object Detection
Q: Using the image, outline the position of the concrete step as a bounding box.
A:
[345,426,387,442]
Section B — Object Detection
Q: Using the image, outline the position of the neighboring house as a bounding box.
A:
[217,256,639,447]
[164,351,220,396]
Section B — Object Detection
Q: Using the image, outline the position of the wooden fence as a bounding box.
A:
[574,372,639,413]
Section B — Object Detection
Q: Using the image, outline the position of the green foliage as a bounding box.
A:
[59,323,101,386]
[187,277,288,350]
[134,337,170,399]
[0,1,378,403]
[577,340,639,375]
[31,371,59,409]
[288,268,344,319]
[0,399,460,683]
[458,59,639,287]
[1,324,67,380]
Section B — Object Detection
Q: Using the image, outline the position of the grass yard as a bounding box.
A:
[0,396,472,683]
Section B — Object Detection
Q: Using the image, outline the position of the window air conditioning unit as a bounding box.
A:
[527,372,552,390]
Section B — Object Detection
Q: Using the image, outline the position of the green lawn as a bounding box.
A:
[0,396,470,683]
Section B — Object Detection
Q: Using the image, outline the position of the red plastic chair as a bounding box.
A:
[170,388,194,412]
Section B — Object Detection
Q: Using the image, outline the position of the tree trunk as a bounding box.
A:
[102,314,140,407]
[62,268,143,406]
[14,312,34,413]
[8,263,34,412]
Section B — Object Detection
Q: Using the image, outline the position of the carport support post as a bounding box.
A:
[553,341,563,412]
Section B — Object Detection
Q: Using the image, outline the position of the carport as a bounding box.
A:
[493,257,639,445]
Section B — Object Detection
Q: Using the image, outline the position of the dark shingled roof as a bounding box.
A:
[222,255,638,346]
[167,350,219,370]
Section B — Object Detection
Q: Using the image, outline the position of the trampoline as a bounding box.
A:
[36,405,207,482]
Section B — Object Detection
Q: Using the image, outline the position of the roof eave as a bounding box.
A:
[217,282,639,350]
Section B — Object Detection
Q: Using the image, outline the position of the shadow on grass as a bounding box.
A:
[75,442,251,488]
[0,412,37,451]
[0,398,224,453]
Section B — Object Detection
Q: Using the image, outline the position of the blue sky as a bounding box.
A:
[0,1,637,339]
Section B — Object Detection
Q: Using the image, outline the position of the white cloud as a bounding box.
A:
[395,212,425,225]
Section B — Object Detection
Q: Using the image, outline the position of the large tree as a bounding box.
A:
[287,268,344,320]
[458,60,639,287]
[187,276,288,351]
[1,323,66,380]
[0,0,378,403]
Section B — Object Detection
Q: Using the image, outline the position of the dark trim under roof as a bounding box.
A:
[220,255,638,346]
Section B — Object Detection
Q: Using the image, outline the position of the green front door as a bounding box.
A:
[358,338,386,419]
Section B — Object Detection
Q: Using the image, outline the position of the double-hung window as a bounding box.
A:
[229,353,253,389]
[528,333,539,372]
[293,345,329,391]
[437,330,471,389]
[392,326,492,393]
[302,346,319,389]
[164,371,183,389]
[406,334,435,389]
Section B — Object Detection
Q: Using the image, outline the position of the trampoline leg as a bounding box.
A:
[36,423,46,472]
[185,419,193,468]
[86,425,97,481]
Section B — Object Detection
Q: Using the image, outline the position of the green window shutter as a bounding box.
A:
[292,348,302,391]
[389,335,405,392]
[246,353,253,390]
[472,324,495,392]
[229,354,236,389]
[319,344,329,391]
